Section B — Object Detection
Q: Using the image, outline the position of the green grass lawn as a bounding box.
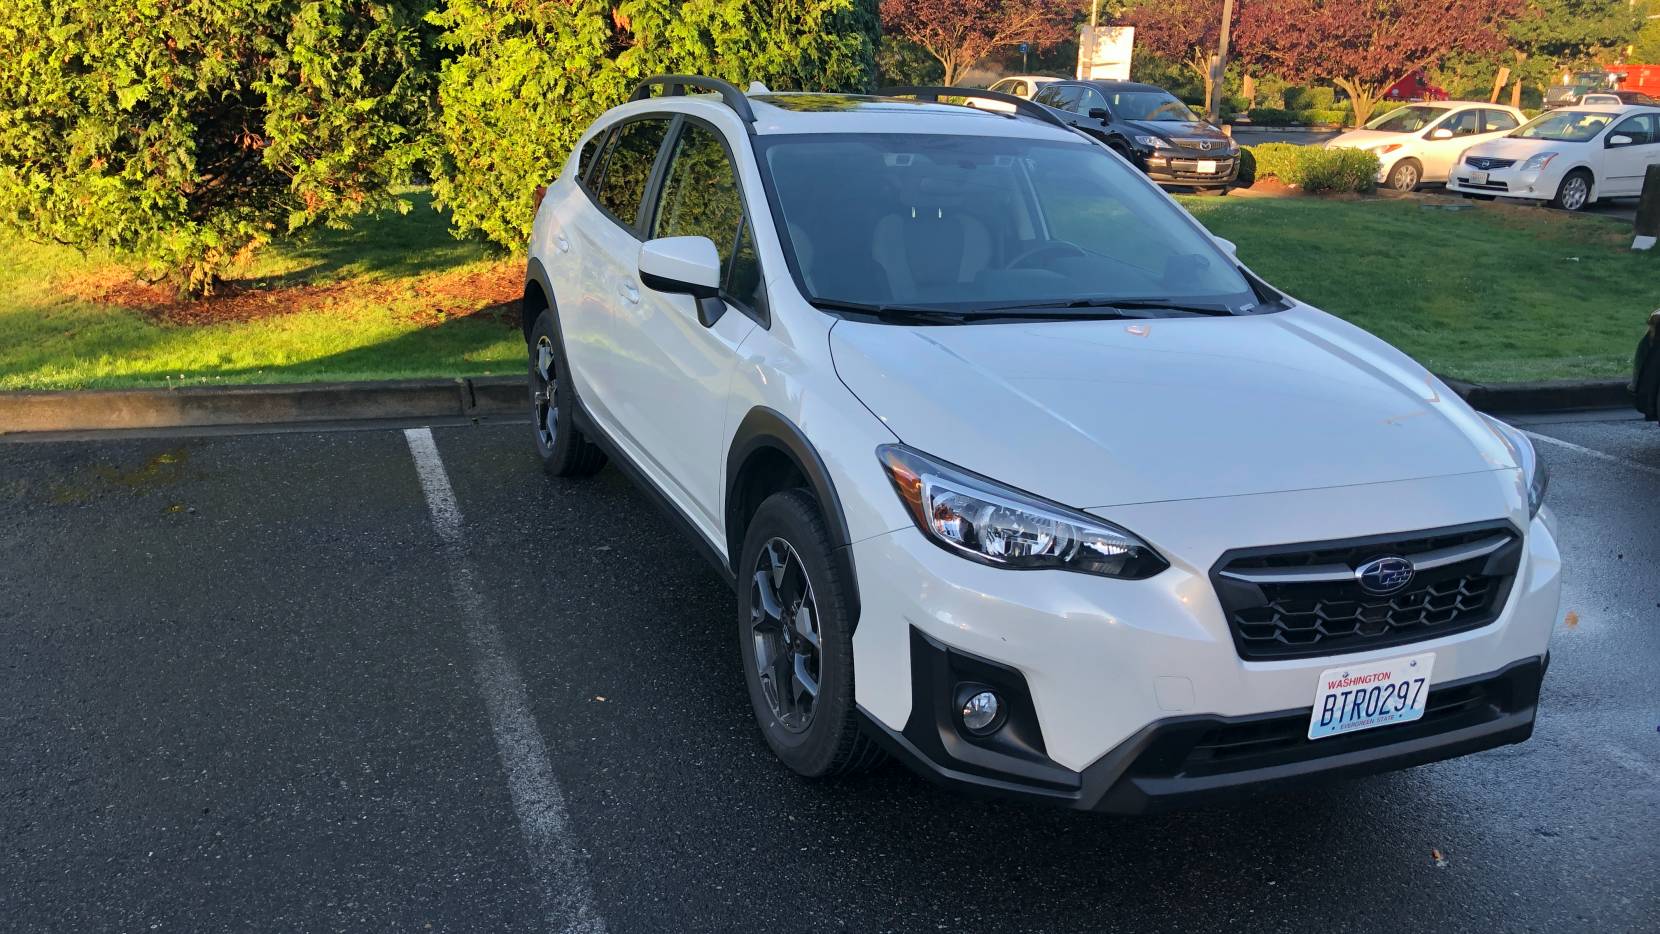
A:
[1180,194,1657,383]
[0,191,524,392]
[1,190,1653,391]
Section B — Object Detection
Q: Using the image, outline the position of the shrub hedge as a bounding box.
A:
[1241,143,1379,194]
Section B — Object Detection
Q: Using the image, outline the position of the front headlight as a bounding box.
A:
[1521,151,1558,172]
[1482,415,1549,518]
[1133,135,1171,150]
[877,445,1168,579]
[1371,143,1404,155]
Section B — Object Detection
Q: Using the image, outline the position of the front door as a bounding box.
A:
[1601,113,1660,196]
[625,118,763,536]
[1419,108,1484,179]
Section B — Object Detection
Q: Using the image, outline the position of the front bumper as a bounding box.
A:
[1446,164,1561,201]
[1141,150,1239,188]
[850,472,1561,812]
[861,647,1545,813]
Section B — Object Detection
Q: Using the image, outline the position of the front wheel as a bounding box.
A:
[1551,170,1592,211]
[737,489,884,778]
[1386,159,1422,192]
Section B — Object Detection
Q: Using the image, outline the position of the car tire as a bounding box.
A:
[1386,159,1422,192]
[737,489,885,778]
[528,309,607,478]
[1550,169,1593,211]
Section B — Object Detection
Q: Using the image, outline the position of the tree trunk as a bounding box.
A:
[1334,77,1378,127]
[1510,51,1528,110]
[1187,49,1213,117]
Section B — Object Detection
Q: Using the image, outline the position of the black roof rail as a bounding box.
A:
[630,75,756,124]
[876,86,1071,130]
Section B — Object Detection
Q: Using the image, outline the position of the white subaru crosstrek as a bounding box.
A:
[524,76,1560,812]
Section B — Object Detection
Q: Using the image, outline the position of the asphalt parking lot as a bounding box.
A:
[3,408,1657,933]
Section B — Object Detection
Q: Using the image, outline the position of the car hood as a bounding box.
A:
[1463,136,1562,159]
[1326,129,1401,149]
[1124,120,1229,145]
[829,306,1516,509]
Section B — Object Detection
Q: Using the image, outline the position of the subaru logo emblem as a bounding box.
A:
[1356,556,1415,595]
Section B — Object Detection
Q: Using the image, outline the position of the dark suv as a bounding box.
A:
[1032,80,1238,193]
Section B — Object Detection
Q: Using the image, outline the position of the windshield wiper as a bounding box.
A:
[807,298,968,325]
[977,297,1237,317]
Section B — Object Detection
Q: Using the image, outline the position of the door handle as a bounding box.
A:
[555,234,570,254]
[617,282,640,304]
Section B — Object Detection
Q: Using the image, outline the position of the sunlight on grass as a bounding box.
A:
[0,194,523,391]
[1179,195,1658,383]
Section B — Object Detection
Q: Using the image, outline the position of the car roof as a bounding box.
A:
[599,91,1081,142]
[1063,80,1169,93]
[995,75,1061,83]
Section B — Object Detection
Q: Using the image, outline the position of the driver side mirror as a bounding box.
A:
[1608,134,1634,147]
[1088,107,1111,123]
[639,236,726,327]
[1214,236,1239,258]
[1429,127,1454,140]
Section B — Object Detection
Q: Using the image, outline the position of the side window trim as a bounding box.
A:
[586,113,677,239]
[646,114,771,327]
[577,127,613,189]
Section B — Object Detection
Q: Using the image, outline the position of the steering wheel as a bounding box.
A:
[1008,240,1088,269]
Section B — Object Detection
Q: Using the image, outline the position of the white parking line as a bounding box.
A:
[405,428,607,934]
[1522,430,1660,479]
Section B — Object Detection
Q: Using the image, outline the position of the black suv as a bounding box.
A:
[1032,80,1238,193]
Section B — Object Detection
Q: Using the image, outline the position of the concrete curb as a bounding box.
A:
[0,373,1632,436]
[1439,376,1631,414]
[0,376,524,435]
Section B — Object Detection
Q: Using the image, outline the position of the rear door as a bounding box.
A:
[570,114,674,438]
[625,118,764,532]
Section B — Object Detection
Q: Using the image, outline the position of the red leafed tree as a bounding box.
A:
[879,0,1074,87]
[1236,0,1524,126]
[1118,0,1240,114]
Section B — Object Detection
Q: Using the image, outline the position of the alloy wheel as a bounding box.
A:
[749,537,822,733]
[532,335,558,448]
[1391,164,1419,191]
[1560,176,1589,211]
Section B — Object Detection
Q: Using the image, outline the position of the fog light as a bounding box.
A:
[960,691,1001,734]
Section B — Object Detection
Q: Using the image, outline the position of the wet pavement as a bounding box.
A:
[2,408,1656,932]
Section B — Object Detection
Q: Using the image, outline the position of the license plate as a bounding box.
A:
[1197,159,1218,174]
[1468,170,1489,185]
[1308,652,1436,740]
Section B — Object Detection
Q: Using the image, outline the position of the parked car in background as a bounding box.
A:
[1635,309,1660,421]
[1446,104,1660,211]
[1581,90,1659,107]
[1326,101,1525,191]
[1032,79,1238,193]
[1544,71,1615,109]
[967,75,1060,112]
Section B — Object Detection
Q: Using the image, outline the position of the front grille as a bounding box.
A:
[1166,158,1235,179]
[1211,522,1522,661]
[1465,156,1516,171]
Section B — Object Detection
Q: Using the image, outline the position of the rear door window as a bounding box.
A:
[592,117,672,230]
[1482,110,1519,133]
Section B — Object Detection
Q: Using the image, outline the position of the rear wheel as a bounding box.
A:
[1386,159,1422,192]
[528,309,606,477]
[1551,170,1592,211]
[738,489,884,778]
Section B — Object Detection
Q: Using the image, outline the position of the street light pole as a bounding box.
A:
[1209,0,1235,123]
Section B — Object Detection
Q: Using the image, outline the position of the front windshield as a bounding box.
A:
[1513,110,1613,142]
[1366,105,1448,133]
[1106,91,1198,122]
[758,133,1256,315]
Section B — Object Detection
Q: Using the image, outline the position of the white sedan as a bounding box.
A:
[1326,102,1524,191]
[966,75,1060,112]
[1446,104,1660,210]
